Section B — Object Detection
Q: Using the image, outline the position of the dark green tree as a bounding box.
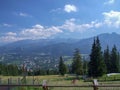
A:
[118,52,120,72]
[88,37,106,77]
[110,45,120,73]
[12,64,19,76]
[88,38,96,77]
[83,60,88,75]
[72,48,83,75]
[2,64,8,75]
[104,46,111,73]
[59,56,67,76]
[0,63,2,75]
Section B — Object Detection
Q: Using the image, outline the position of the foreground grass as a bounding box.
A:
[0,75,93,90]
[0,75,120,90]
[0,75,92,85]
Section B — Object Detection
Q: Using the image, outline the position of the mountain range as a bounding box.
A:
[0,32,120,57]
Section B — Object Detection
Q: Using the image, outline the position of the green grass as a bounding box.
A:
[0,75,120,90]
[98,74,120,82]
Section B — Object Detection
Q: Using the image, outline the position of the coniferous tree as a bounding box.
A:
[72,48,83,75]
[2,64,8,75]
[88,38,96,77]
[88,37,106,77]
[83,60,88,75]
[58,56,67,76]
[0,63,2,75]
[110,45,119,73]
[104,46,111,73]
[118,52,120,72]
[96,37,106,76]
[13,65,19,76]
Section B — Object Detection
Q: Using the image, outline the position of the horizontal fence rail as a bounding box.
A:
[0,78,120,90]
[0,84,120,87]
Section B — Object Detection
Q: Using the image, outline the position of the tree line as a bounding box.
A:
[88,37,120,77]
[0,63,21,76]
[0,63,58,76]
[59,37,120,77]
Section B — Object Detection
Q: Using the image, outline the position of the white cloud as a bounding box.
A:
[91,21,103,28]
[0,36,23,42]
[0,19,103,42]
[0,23,13,27]
[60,18,78,32]
[6,32,17,36]
[59,19,102,32]
[3,23,12,27]
[15,12,32,17]
[20,24,62,39]
[0,24,63,42]
[19,12,28,17]
[19,12,32,17]
[0,32,23,43]
[104,0,115,5]
[64,4,77,13]
[103,10,120,28]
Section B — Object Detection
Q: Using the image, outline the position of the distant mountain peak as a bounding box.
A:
[0,33,120,56]
[111,32,118,35]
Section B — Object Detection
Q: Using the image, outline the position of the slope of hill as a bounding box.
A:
[0,32,120,69]
[0,32,120,57]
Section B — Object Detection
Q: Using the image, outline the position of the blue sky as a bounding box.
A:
[0,0,120,43]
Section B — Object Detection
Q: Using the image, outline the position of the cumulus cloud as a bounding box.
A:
[0,32,23,42]
[0,36,24,42]
[6,32,17,36]
[104,0,115,5]
[20,24,62,39]
[0,24,62,42]
[103,10,120,28]
[64,4,77,13]
[59,18,102,32]
[0,19,103,43]
[21,20,100,39]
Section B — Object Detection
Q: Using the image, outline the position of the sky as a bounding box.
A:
[0,0,120,43]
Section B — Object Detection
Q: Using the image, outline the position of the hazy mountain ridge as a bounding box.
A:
[0,33,120,56]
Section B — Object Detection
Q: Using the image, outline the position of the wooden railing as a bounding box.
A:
[0,78,120,90]
[0,84,120,90]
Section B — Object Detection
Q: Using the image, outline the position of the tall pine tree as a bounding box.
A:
[88,37,106,77]
[118,52,120,72]
[110,45,119,73]
[72,48,83,75]
[88,38,96,77]
[104,46,111,73]
[58,56,67,76]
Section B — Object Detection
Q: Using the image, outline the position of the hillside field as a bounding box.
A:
[0,75,120,90]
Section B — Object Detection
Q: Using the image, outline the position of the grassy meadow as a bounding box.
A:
[0,75,120,90]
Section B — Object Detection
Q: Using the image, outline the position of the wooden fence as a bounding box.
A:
[0,78,120,90]
[0,84,120,90]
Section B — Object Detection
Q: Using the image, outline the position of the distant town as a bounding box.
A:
[0,53,89,70]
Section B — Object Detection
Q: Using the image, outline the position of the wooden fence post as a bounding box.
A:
[8,78,12,85]
[0,78,1,85]
[18,78,21,85]
[8,78,12,90]
[93,79,99,90]
[42,80,48,90]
